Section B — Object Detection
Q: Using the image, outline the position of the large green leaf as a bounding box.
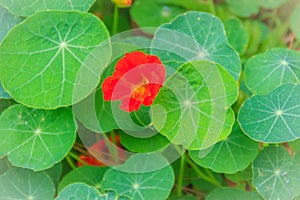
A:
[101,153,174,200]
[130,0,185,28]
[225,0,260,17]
[151,61,237,150]
[189,122,258,174]
[151,11,241,80]
[0,6,22,42]
[252,146,300,200]
[238,83,300,143]
[0,104,76,171]
[0,11,111,109]
[206,187,261,200]
[0,167,55,199]
[58,166,108,192]
[244,48,300,94]
[0,0,95,17]
[291,3,300,40]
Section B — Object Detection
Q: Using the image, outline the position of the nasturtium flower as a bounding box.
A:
[112,0,132,8]
[102,51,166,112]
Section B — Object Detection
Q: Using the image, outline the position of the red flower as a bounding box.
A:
[112,0,132,8]
[102,51,166,112]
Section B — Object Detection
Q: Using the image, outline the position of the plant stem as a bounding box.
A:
[68,151,89,166]
[185,156,222,187]
[112,5,119,35]
[208,0,216,15]
[66,155,76,169]
[177,154,185,197]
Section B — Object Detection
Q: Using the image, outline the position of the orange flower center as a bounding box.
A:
[132,85,151,101]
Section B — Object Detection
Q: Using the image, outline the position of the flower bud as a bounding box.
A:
[112,0,132,8]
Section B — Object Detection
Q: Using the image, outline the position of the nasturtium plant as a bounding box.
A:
[1,0,300,199]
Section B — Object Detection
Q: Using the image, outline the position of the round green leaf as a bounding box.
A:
[259,0,290,9]
[238,83,300,143]
[224,18,249,55]
[152,61,237,150]
[189,122,259,174]
[225,0,260,17]
[0,167,55,199]
[0,11,111,109]
[0,104,76,171]
[151,11,241,80]
[101,153,174,200]
[206,187,261,200]
[130,0,185,28]
[58,166,108,192]
[56,182,107,200]
[244,48,300,95]
[0,0,95,17]
[0,6,22,42]
[291,3,300,40]
[252,146,300,200]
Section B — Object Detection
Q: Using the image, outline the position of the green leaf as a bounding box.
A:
[291,3,300,40]
[44,162,63,186]
[189,122,258,174]
[58,166,108,192]
[289,139,300,153]
[0,157,10,175]
[225,0,260,17]
[252,146,300,200]
[0,0,95,17]
[258,0,290,9]
[0,98,15,114]
[0,167,55,199]
[101,153,174,200]
[244,48,300,95]
[130,0,185,28]
[56,182,107,200]
[206,187,261,200]
[151,61,237,150]
[238,83,300,143]
[224,18,249,55]
[0,104,76,171]
[0,6,22,42]
[0,82,10,99]
[0,11,111,109]
[151,11,241,80]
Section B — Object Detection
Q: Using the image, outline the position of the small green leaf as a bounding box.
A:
[58,166,108,192]
[101,153,174,200]
[225,0,260,17]
[238,83,300,143]
[291,3,300,40]
[0,0,95,17]
[0,6,22,42]
[0,167,55,199]
[252,146,300,200]
[244,48,300,94]
[206,187,261,200]
[258,0,290,9]
[152,61,237,150]
[56,182,107,200]
[130,0,185,28]
[189,122,259,174]
[224,18,249,55]
[0,104,76,171]
[0,11,111,109]
[151,11,241,80]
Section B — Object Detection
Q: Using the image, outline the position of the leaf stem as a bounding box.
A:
[112,5,119,35]
[208,0,216,15]
[68,151,89,166]
[177,154,185,196]
[66,155,76,169]
[185,156,222,187]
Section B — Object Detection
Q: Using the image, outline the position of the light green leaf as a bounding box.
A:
[58,166,108,192]
[291,3,300,40]
[244,48,300,94]
[224,18,249,55]
[189,122,258,174]
[252,146,300,200]
[259,0,290,9]
[289,139,300,153]
[101,153,174,200]
[0,167,55,200]
[130,0,185,28]
[0,104,76,171]
[152,61,237,150]
[206,187,261,200]
[0,0,95,17]
[238,83,300,143]
[151,11,241,80]
[0,6,22,42]
[56,182,107,200]
[225,0,260,17]
[0,11,111,109]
